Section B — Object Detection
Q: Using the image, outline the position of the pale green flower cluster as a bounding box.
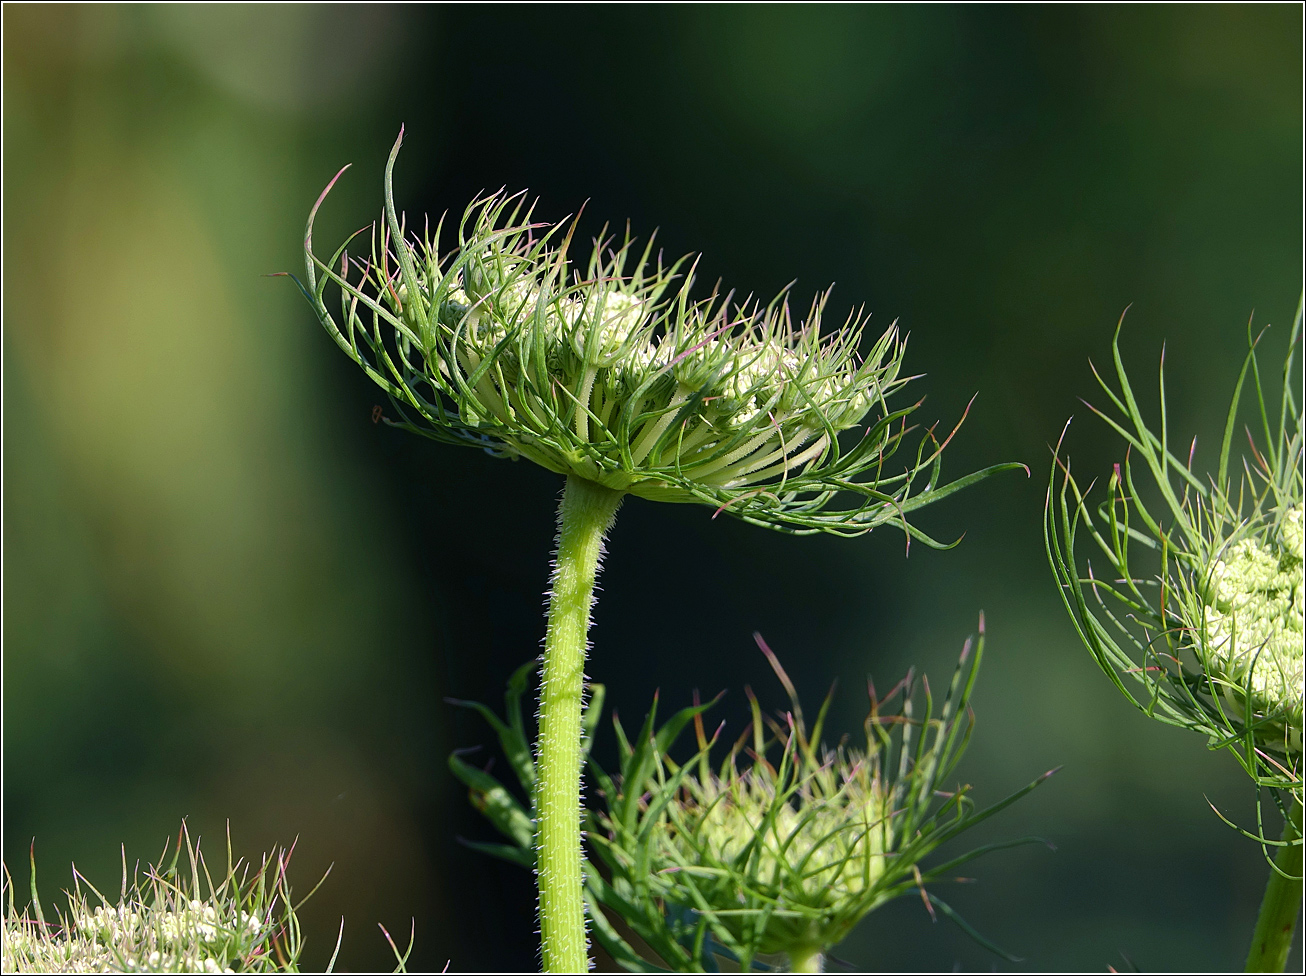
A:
[3,831,417,975]
[648,763,893,939]
[578,628,1045,969]
[417,231,905,501]
[1200,504,1305,747]
[76,898,261,962]
[4,921,235,974]
[605,741,904,959]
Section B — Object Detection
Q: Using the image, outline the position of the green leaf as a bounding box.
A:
[447,753,535,850]
[459,839,535,870]
[447,695,535,792]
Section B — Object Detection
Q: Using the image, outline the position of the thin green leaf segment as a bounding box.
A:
[537,476,623,973]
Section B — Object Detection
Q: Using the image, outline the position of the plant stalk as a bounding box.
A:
[1245,797,1304,973]
[787,946,824,973]
[537,475,623,973]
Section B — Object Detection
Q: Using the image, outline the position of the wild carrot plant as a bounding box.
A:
[295,128,1021,971]
[1047,301,1304,972]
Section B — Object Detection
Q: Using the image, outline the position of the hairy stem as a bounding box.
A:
[537,475,624,973]
[1246,798,1304,972]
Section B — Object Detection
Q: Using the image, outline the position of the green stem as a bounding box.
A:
[1245,798,1304,973]
[787,946,824,973]
[537,475,624,973]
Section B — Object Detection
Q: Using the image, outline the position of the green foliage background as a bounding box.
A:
[3,6,1301,972]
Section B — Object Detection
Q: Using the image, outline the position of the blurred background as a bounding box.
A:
[3,5,1301,972]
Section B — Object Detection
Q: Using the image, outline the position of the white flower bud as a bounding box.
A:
[1200,503,1305,749]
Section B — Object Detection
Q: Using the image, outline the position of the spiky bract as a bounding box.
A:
[639,746,892,957]
[300,131,1019,541]
[1047,302,1305,829]
[587,627,1048,968]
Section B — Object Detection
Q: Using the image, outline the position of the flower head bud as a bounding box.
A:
[301,131,1019,540]
[638,740,894,956]
[586,625,1048,967]
[1048,310,1303,822]
[1196,503,1305,752]
[5,826,306,976]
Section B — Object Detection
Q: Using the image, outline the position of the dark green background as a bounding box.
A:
[4,5,1301,972]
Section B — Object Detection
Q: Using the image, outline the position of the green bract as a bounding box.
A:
[1047,302,1304,824]
[300,130,1020,540]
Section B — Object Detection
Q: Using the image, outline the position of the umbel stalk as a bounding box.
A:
[537,475,623,972]
[787,946,825,973]
[1245,800,1304,973]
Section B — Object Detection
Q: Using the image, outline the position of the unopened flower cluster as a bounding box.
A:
[1195,503,1305,752]
[581,630,1038,969]
[642,747,894,954]
[371,200,906,507]
[303,139,1019,538]
[1047,314,1303,813]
